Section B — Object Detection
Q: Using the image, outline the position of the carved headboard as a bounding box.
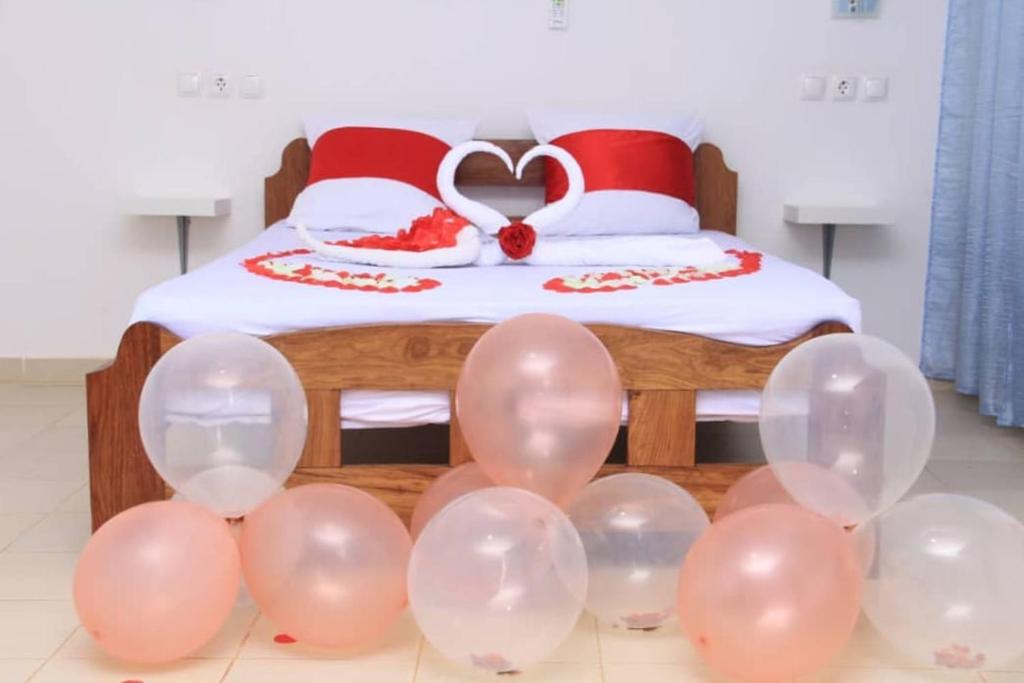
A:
[264,138,738,234]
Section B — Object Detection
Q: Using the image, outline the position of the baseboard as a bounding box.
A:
[0,358,110,385]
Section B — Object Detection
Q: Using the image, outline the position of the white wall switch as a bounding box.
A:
[800,75,827,101]
[863,75,889,101]
[208,73,232,98]
[831,75,858,101]
[833,0,880,18]
[240,74,263,99]
[177,72,200,97]
[549,0,568,30]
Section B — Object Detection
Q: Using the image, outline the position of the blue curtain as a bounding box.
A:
[922,0,1024,428]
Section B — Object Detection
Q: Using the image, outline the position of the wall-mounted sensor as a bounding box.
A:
[833,0,880,19]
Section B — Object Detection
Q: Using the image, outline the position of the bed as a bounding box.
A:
[87,138,856,530]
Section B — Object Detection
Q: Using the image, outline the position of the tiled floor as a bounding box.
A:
[0,381,1020,682]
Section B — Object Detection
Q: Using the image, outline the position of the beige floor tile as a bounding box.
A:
[0,600,78,658]
[18,426,88,458]
[0,404,76,428]
[415,656,601,682]
[0,480,83,514]
[239,610,421,661]
[55,405,87,428]
[603,661,725,683]
[0,384,85,407]
[930,390,1024,464]
[0,659,44,682]
[0,427,44,458]
[834,616,932,669]
[31,657,231,683]
[801,667,983,682]
[57,605,258,661]
[0,552,77,600]
[6,513,90,553]
[981,673,1024,682]
[927,461,1024,519]
[0,451,89,483]
[226,659,416,682]
[56,485,90,513]
[0,514,45,551]
[597,619,703,665]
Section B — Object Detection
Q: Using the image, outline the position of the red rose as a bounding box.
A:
[498,222,536,260]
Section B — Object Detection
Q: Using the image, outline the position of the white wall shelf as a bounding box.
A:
[125,195,231,274]
[783,202,893,279]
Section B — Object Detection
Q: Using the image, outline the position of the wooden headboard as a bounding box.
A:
[264,138,738,234]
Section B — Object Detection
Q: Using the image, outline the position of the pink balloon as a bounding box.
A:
[456,314,622,506]
[714,462,870,525]
[410,463,494,540]
[240,484,411,650]
[678,504,862,683]
[73,501,241,663]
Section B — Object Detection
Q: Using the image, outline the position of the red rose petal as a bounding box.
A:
[274,633,297,644]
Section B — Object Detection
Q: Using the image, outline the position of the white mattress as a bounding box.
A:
[132,223,861,427]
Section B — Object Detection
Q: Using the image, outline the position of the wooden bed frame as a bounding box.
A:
[87,138,850,531]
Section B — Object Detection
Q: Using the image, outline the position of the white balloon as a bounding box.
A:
[759,333,935,525]
[408,487,587,674]
[568,473,708,629]
[859,494,1024,670]
[139,332,307,518]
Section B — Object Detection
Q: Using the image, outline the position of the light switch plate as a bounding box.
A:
[833,0,880,18]
[240,74,263,99]
[863,75,889,101]
[800,75,827,101]
[177,72,200,97]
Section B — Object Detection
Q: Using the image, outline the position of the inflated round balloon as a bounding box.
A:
[410,462,493,540]
[860,494,1024,670]
[139,331,307,518]
[73,501,241,663]
[241,484,411,650]
[455,314,621,506]
[759,333,935,525]
[568,473,708,629]
[409,487,588,674]
[714,462,870,525]
[678,504,862,683]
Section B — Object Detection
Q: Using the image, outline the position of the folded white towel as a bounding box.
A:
[476,234,728,267]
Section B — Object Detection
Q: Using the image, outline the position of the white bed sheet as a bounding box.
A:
[131,223,861,426]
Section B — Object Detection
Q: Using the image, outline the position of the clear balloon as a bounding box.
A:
[408,487,588,674]
[455,314,622,507]
[714,462,870,525]
[73,501,241,663]
[678,504,862,683]
[241,484,411,650]
[139,331,307,518]
[568,473,708,629]
[759,333,935,525]
[410,462,494,540]
[859,494,1024,670]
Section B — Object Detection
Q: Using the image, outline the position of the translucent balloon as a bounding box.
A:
[455,314,622,507]
[678,504,862,683]
[139,331,307,518]
[759,333,935,525]
[714,462,870,525]
[410,462,494,540]
[241,484,411,650]
[568,473,708,629]
[73,501,241,663]
[859,494,1024,670]
[408,487,588,674]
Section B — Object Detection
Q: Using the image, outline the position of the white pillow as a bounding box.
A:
[287,117,477,232]
[528,110,703,235]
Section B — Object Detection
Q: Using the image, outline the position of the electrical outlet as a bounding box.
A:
[833,0,880,18]
[208,73,232,97]
[831,75,858,101]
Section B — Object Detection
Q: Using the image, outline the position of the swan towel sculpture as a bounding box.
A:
[296,141,727,268]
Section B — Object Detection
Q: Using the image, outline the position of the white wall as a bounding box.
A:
[0,0,947,360]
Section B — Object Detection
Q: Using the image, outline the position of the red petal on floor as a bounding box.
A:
[273,633,297,644]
